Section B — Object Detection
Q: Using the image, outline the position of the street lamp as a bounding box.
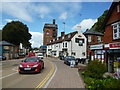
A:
[63,22,65,33]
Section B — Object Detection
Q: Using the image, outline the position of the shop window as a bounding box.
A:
[113,22,120,39]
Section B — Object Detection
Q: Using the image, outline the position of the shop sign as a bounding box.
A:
[104,44,109,49]
[90,44,103,50]
[109,43,120,49]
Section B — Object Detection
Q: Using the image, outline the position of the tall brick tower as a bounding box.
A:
[43,19,58,45]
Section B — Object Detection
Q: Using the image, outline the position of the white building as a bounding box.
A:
[47,30,87,59]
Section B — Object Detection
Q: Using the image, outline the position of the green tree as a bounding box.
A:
[91,10,109,33]
[2,21,32,48]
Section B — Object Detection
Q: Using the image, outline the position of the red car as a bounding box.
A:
[18,57,44,74]
[28,52,36,57]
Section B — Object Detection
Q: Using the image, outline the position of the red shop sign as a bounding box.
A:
[109,43,120,49]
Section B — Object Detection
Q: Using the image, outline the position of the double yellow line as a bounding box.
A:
[35,60,55,89]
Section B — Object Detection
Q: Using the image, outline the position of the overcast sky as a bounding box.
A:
[1,0,112,48]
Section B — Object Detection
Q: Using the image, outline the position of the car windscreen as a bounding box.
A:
[66,56,75,60]
[25,57,39,62]
[38,54,43,56]
[29,53,35,55]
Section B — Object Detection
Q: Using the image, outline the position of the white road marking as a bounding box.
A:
[12,67,18,71]
[43,63,57,88]
[0,72,18,80]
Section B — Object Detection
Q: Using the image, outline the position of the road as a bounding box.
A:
[1,57,55,89]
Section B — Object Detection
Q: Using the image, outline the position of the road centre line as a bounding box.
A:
[35,60,55,89]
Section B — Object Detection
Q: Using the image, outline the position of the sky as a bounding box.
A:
[0,0,112,48]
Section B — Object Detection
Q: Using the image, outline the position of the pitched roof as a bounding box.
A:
[83,29,104,36]
[101,1,120,29]
[0,41,15,46]
[47,31,78,45]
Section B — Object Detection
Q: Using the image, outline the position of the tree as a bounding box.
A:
[2,21,32,48]
[91,10,109,33]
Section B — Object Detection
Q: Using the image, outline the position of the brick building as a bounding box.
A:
[84,1,120,72]
[102,1,120,72]
[43,19,58,45]
[84,28,104,62]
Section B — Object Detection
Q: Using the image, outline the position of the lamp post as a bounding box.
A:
[63,22,65,33]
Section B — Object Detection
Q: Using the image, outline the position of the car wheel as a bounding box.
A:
[39,68,41,73]
[19,72,22,74]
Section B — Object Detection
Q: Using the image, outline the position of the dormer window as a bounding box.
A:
[97,36,101,42]
[88,35,91,42]
[68,34,71,38]
[62,36,64,40]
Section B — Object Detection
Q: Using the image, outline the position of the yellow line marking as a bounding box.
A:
[34,60,55,90]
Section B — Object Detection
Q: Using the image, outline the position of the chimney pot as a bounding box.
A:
[61,32,65,36]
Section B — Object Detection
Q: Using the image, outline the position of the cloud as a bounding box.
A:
[29,32,43,48]
[2,3,33,22]
[0,25,5,30]
[59,12,68,20]
[5,19,13,22]
[72,19,97,32]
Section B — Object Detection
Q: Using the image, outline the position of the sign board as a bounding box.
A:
[70,60,75,67]
[90,44,103,50]
[109,42,120,49]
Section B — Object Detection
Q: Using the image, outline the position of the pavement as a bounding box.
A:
[46,57,85,88]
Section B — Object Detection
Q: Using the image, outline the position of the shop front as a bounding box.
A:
[105,42,120,73]
[90,44,104,61]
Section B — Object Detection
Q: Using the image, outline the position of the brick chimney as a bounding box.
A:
[61,32,65,36]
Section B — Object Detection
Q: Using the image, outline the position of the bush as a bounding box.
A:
[83,76,120,89]
[85,59,107,79]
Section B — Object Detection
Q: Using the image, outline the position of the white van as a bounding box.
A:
[37,53,43,59]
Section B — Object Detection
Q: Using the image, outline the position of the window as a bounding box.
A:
[59,43,60,48]
[62,36,64,40]
[75,38,79,43]
[46,39,49,42]
[65,42,67,47]
[97,36,101,42]
[88,35,91,42]
[117,4,120,12]
[112,22,120,39]
[63,43,64,47]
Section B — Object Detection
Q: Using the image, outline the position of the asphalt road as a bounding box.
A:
[1,57,55,89]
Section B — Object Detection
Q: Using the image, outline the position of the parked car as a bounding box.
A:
[28,52,36,57]
[18,57,44,74]
[37,53,43,59]
[59,55,65,60]
[19,52,26,58]
[0,55,6,60]
[64,56,78,66]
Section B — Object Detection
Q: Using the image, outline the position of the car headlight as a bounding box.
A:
[19,64,23,67]
[33,64,38,67]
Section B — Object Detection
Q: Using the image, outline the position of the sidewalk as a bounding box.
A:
[46,58,85,88]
